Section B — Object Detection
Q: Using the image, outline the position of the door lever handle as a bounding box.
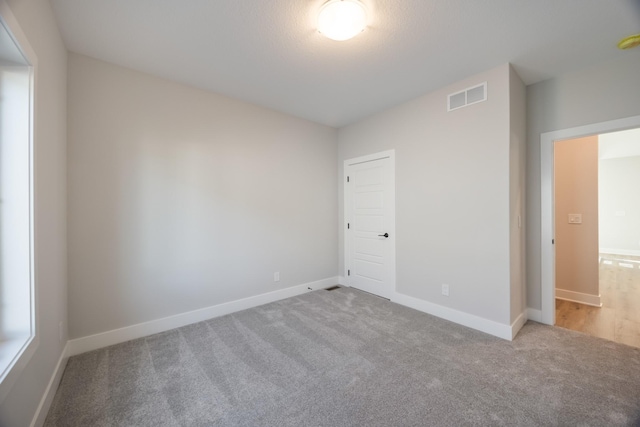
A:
[378,233,389,238]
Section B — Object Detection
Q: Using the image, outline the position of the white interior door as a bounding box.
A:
[345,151,395,299]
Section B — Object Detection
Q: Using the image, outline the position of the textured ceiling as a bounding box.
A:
[51,0,640,127]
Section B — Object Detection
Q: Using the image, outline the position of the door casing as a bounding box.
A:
[540,115,640,325]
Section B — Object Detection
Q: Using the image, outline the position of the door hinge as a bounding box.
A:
[552,239,555,244]
[347,223,350,229]
[347,176,350,183]
[348,270,350,276]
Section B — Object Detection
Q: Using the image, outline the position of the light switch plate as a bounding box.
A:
[568,214,582,224]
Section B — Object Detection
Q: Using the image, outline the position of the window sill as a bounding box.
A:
[0,334,38,403]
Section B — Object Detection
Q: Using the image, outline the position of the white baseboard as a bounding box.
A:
[338,276,347,286]
[391,292,515,341]
[30,343,69,427]
[556,288,602,307]
[600,248,640,257]
[67,277,339,357]
[526,308,543,323]
[510,311,527,340]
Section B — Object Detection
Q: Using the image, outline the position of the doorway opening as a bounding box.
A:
[540,115,640,348]
[554,128,640,347]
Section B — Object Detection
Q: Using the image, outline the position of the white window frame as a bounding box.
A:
[0,0,38,404]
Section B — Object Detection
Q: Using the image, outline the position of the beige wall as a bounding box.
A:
[67,53,338,339]
[0,0,68,426]
[338,63,522,327]
[526,53,640,310]
[554,135,599,297]
[509,66,527,323]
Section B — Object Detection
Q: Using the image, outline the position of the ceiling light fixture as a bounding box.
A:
[317,0,367,42]
[617,33,640,50]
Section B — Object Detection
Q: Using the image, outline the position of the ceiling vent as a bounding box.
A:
[447,82,487,112]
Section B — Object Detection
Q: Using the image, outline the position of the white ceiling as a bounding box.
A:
[50,0,640,127]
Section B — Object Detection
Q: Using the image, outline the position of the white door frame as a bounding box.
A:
[540,115,640,325]
[344,150,396,297]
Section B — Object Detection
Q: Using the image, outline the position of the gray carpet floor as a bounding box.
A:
[45,287,640,426]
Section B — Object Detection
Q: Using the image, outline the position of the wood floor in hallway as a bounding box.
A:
[555,253,640,349]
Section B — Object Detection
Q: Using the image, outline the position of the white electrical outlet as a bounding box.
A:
[274,272,280,282]
[441,284,450,297]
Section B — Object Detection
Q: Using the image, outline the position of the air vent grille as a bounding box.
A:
[447,82,487,112]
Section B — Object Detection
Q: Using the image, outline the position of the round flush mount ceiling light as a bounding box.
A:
[618,33,640,50]
[317,0,367,41]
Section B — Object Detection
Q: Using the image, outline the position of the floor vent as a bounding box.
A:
[447,82,487,111]
[325,286,340,291]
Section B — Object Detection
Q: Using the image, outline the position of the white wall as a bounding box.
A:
[0,0,68,425]
[338,63,521,327]
[526,54,640,310]
[599,155,640,255]
[67,53,338,339]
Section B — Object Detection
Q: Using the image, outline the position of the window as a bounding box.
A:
[0,9,37,403]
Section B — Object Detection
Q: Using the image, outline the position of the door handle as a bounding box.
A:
[378,233,389,238]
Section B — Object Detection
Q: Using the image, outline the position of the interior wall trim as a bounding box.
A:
[66,277,339,357]
[29,343,68,427]
[526,308,543,323]
[555,288,602,307]
[391,292,525,341]
[599,248,640,257]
